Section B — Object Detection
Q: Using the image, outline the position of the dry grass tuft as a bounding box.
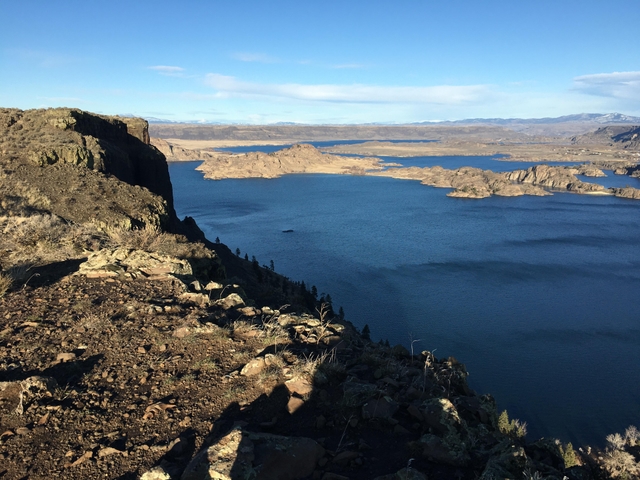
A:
[105,227,211,258]
[0,272,12,297]
[0,214,106,268]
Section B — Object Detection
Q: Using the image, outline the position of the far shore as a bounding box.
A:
[161,138,294,149]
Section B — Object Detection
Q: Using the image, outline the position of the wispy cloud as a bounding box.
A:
[231,52,279,63]
[148,65,185,76]
[204,74,492,105]
[7,48,80,68]
[573,71,640,101]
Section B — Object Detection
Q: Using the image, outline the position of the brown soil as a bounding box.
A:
[0,273,455,480]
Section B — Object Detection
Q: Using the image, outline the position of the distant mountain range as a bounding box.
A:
[144,113,640,126]
[144,117,224,125]
[411,113,640,126]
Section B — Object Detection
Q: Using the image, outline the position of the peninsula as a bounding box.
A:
[194,143,399,179]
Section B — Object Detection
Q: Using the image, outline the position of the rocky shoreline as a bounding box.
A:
[189,142,640,200]
[194,143,399,180]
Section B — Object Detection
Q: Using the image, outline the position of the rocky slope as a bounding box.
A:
[572,125,640,150]
[1,108,639,480]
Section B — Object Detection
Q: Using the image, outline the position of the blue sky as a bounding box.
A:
[1,0,639,124]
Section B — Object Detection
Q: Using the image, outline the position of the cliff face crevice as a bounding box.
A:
[0,108,178,230]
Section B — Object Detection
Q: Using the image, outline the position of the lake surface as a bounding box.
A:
[168,152,640,447]
[215,139,436,154]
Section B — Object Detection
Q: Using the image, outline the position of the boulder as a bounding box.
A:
[77,247,193,280]
[215,293,245,310]
[342,380,378,407]
[240,358,267,377]
[0,376,58,415]
[285,376,314,397]
[181,427,325,480]
[362,396,399,420]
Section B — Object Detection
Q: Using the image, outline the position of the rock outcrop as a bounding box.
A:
[150,138,220,162]
[376,162,640,199]
[181,427,325,480]
[0,108,177,230]
[195,143,397,180]
[371,165,550,198]
[504,164,609,194]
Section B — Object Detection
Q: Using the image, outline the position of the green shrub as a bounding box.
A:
[497,410,527,439]
[559,442,579,469]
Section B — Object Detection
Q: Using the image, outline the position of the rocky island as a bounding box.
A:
[194,143,398,180]
[188,141,640,200]
[1,108,639,479]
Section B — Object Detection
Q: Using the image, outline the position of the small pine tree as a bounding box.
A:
[244,253,249,261]
[559,442,579,469]
[269,259,275,271]
[498,410,527,439]
[361,324,371,341]
[235,248,241,256]
[338,306,345,321]
[498,410,510,433]
[215,237,221,244]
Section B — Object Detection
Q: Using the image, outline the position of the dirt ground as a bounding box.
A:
[0,272,453,479]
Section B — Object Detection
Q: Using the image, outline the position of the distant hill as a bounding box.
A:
[146,113,640,127]
[414,113,640,126]
[572,125,640,149]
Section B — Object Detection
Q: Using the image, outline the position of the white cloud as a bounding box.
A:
[573,71,640,101]
[148,65,185,76]
[204,73,493,105]
[231,52,279,63]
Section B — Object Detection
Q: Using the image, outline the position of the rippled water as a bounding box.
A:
[168,150,640,446]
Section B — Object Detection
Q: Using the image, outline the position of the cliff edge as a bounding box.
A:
[0,108,177,230]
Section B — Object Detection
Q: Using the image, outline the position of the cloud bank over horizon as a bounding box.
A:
[204,73,494,105]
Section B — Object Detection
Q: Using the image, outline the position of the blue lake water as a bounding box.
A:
[215,139,436,154]
[168,154,640,447]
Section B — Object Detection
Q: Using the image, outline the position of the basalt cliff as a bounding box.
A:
[1,109,638,480]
